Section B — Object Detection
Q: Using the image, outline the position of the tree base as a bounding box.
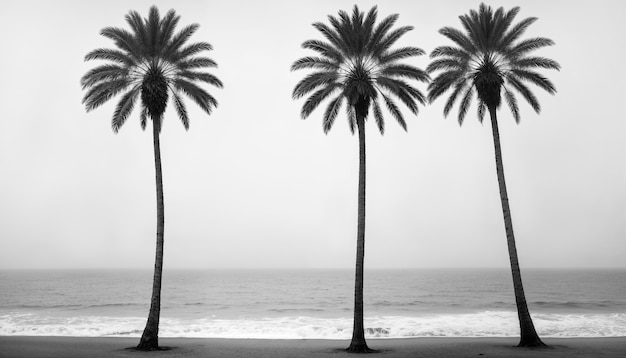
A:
[517,337,550,348]
[136,336,159,351]
[346,342,376,353]
[135,345,160,351]
[128,346,172,352]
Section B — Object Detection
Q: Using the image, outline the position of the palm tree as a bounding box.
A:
[81,6,222,350]
[292,5,428,352]
[427,3,560,347]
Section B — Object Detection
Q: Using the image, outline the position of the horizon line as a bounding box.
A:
[1,266,625,271]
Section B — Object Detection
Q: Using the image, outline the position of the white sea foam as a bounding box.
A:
[1,311,625,338]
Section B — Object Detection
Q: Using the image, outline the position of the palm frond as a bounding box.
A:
[443,80,468,117]
[146,6,161,56]
[81,64,128,89]
[292,72,338,99]
[506,37,554,57]
[301,84,342,119]
[376,77,419,114]
[177,57,217,70]
[346,104,356,134]
[379,47,425,63]
[503,87,520,123]
[459,10,484,51]
[158,10,179,50]
[510,56,560,70]
[506,75,540,112]
[372,99,385,134]
[322,95,344,133]
[83,79,131,112]
[489,7,512,46]
[457,85,475,125]
[140,105,148,130]
[477,99,487,123]
[509,69,556,94]
[495,6,521,44]
[179,70,223,88]
[84,48,134,66]
[100,27,141,59]
[380,64,429,82]
[172,90,189,129]
[403,83,426,105]
[500,16,537,48]
[367,13,398,53]
[362,6,378,45]
[426,58,465,73]
[372,26,413,58]
[327,14,350,54]
[469,4,502,50]
[112,86,140,132]
[301,40,342,62]
[174,78,218,115]
[291,56,340,71]
[381,93,406,130]
[312,22,343,51]
[125,10,148,52]
[427,70,465,103]
[177,42,213,60]
[430,46,469,60]
[439,27,475,53]
[165,24,199,57]
[348,6,370,52]
[336,10,354,53]
[350,5,364,40]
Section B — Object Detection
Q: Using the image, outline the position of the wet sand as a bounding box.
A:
[1,336,625,357]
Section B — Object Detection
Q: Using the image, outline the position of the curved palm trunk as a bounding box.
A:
[347,113,372,353]
[488,107,546,348]
[137,118,165,350]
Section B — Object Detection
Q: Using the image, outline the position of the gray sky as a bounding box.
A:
[0,0,624,269]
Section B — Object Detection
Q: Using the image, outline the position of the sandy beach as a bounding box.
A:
[0,337,624,358]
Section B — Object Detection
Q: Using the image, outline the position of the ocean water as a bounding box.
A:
[0,269,624,338]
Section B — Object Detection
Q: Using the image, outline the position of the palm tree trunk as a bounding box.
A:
[137,118,165,350]
[347,113,372,353]
[488,107,546,348]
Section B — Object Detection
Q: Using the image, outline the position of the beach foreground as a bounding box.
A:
[0,337,625,358]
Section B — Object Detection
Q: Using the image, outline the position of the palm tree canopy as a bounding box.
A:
[292,5,429,134]
[427,3,560,124]
[81,6,223,132]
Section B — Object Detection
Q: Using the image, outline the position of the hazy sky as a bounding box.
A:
[0,0,624,269]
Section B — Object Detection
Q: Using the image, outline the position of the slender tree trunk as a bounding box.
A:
[347,113,372,353]
[488,107,546,348]
[137,118,165,350]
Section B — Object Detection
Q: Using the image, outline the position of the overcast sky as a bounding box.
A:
[0,0,624,270]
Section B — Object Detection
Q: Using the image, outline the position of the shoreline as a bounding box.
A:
[1,336,625,357]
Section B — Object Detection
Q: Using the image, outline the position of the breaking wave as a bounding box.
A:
[1,311,625,338]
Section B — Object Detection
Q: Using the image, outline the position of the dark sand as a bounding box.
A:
[1,337,625,357]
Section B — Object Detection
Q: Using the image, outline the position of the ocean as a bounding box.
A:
[0,269,624,339]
